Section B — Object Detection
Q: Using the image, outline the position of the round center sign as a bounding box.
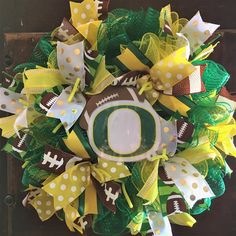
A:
[87,100,161,162]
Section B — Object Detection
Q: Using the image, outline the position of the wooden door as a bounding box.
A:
[1,1,236,236]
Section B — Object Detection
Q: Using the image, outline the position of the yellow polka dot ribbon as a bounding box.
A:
[30,188,56,221]
[116,44,196,110]
[70,0,98,26]
[70,0,102,49]
[29,158,130,231]
[150,47,196,90]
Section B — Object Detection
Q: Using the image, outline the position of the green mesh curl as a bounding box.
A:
[97,8,160,62]
[48,49,58,69]
[30,35,54,65]
[14,63,37,73]
[192,60,230,102]
[27,117,67,150]
[187,102,232,126]
[190,198,212,215]
[93,196,132,236]
[22,166,49,187]
[206,160,226,198]
[14,34,54,72]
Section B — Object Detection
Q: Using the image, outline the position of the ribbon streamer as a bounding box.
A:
[47,86,86,131]
[57,41,86,90]
[180,11,220,54]
[164,157,215,208]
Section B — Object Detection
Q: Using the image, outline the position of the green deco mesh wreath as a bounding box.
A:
[1,1,236,236]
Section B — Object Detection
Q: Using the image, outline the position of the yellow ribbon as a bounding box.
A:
[137,152,168,203]
[176,143,219,164]
[70,0,101,49]
[159,4,188,35]
[169,213,196,227]
[24,69,67,94]
[207,120,236,157]
[30,158,130,232]
[86,56,116,95]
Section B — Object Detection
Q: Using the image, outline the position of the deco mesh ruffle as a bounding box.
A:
[1,1,236,236]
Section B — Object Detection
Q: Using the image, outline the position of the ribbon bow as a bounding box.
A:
[30,155,130,232]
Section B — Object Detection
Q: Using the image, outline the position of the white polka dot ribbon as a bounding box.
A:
[158,117,177,155]
[180,11,220,54]
[147,210,173,236]
[0,88,40,137]
[163,157,215,208]
[57,41,86,90]
[46,86,86,131]
[41,159,130,212]
[0,87,25,115]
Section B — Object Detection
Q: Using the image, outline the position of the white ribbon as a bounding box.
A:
[0,87,24,114]
[57,41,86,90]
[164,157,215,208]
[180,11,220,54]
[47,86,86,131]
[147,208,173,236]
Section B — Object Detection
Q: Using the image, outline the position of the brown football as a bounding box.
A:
[177,118,195,143]
[38,145,82,174]
[159,166,175,186]
[166,192,187,216]
[12,131,32,153]
[39,92,58,113]
[79,86,145,130]
[1,77,16,88]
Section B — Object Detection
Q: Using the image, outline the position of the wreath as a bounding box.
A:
[1,1,236,236]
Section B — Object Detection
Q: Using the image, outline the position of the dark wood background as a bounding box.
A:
[1,1,236,236]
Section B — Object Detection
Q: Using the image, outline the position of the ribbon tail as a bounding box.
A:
[147,210,173,236]
[169,213,196,227]
[64,204,80,232]
[137,159,160,203]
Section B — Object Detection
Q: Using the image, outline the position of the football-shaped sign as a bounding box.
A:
[80,87,162,162]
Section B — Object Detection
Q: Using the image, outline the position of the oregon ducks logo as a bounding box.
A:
[88,100,161,162]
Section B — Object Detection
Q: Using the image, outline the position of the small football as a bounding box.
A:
[38,145,81,174]
[177,119,195,144]
[96,0,110,20]
[39,92,58,113]
[1,77,16,88]
[166,192,187,216]
[159,166,175,185]
[12,131,32,153]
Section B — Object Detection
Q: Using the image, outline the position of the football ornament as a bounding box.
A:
[81,86,162,162]
[0,1,236,236]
